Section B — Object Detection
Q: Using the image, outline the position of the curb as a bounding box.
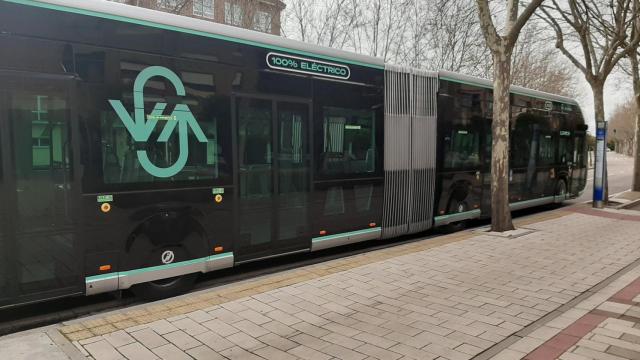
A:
[615,197,640,210]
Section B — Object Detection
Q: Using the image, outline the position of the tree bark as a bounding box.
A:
[631,52,640,192]
[491,51,515,232]
[592,81,606,126]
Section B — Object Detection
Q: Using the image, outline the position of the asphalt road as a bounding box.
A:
[567,151,634,204]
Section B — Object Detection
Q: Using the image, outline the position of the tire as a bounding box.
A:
[440,199,468,233]
[130,245,198,301]
[555,179,567,200]
[132,273,198,301]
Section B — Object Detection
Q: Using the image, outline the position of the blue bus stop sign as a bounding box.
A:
[593,121,607,207]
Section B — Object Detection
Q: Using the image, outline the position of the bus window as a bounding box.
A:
[8,80,78,294]
[538,134,556,165]
[443,129,480,169]
[100,66,231,185]
[511,113,535,168]
[320,106,376,176]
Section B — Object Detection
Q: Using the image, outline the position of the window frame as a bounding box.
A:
[253,10,272,33]
[224,1,243,26]
[192,0,214,19]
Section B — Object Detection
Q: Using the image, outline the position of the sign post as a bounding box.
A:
[593,121,607,208]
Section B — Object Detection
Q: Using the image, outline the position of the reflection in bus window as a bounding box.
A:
[24,95,65,169]
[559,136,571,164]
[538,134,556,165]
[443,129,480,169]
[324,186,345,216]
[101,65,229,184]
[354,184,374,212]
[101,110,222,184]
[511,113,535,168]
[320,106,375,176]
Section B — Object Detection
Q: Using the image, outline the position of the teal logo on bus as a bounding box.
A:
[108,66,207,178]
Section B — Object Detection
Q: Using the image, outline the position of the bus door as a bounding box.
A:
[0,73,82,305]
[235,96,311,261]
[570,129,587,194]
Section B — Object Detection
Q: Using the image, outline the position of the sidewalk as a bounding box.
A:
[3,204,640,360]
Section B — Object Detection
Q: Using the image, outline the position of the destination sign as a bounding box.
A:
[266,52,350,80]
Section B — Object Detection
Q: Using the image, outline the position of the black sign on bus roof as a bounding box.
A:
[266,52,351,80]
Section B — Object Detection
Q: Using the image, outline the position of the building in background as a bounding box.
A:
[110,0,285,35]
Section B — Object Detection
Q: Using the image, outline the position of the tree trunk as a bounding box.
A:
[491,52,515,232]
[631,53,640,192]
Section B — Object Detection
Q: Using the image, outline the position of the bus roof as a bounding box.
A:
[5,1,580,106]
[4,0,385,69]
[439,70,579,106]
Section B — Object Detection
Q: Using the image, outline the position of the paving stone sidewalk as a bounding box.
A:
[493,251,640,360]
[4,206,640,360]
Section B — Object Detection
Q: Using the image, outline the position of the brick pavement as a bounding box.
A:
[492,250,640,360]
[7,206,640,360]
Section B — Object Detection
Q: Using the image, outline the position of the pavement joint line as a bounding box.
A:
[472,251,640,360]
[46,327,86,360]
[58,208,573,343]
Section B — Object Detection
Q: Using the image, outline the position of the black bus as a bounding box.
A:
[0,0,587,307]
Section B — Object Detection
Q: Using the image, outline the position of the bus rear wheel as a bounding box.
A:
[132,273,198,301]
[555,179,567,200]
[130,246,198,300]
[441,199,468,233]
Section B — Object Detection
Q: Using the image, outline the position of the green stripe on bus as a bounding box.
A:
[85,252,233,283]
[312,227,381,243]
[433,209,481,222]
[4,0,384,70]
[510,196,556,207]
[439,76,576,105]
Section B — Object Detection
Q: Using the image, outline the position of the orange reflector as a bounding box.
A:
[369,222,376,227]
[319,230,327,235]
[439,210,445,215]
[214,194,223,203]
[100,203,111,213]
[214,246,224,253]
[99,264,112,271]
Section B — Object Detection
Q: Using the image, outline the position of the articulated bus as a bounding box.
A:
[0,0,587,307]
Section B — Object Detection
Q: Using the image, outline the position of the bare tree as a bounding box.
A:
[156,0,190,14]
[475,0,544,232]
[511,22,578,96]
[282,0,359,49]
[282,0,315,42]
[629,51,640,190]
[540,0,640,200]
[350,0,413,62]
[620,11,640,191]
[425,0,491,75]
[608,98,637,155]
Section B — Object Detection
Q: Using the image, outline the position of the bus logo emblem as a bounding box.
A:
[108,66,207,178]
[161,250,175,264]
